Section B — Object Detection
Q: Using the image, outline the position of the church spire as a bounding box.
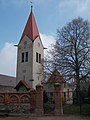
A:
[20,6,39,41]
[30,1,33,11]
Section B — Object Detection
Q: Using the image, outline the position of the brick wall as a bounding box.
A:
[0,92,32,113]
[0,85,43,114]
[0,84,63,115]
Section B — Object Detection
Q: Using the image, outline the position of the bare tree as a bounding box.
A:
[47,18,90,92]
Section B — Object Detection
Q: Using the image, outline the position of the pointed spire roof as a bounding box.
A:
[20,6,39,41]
[47,69,65,83]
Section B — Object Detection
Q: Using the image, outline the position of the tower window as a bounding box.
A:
[22,53,24,62]
[36,52,41,63]
[25,52,28,62]
[39,54,41,63]
[36,52,38,62]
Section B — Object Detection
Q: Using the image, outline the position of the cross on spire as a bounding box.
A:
[30,1,33,10]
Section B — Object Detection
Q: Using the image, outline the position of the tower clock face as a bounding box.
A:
[24,41,27,49]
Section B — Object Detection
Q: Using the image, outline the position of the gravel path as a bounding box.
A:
[0,115,90,120]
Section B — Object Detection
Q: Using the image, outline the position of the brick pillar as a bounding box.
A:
[35,85,43,115]
[5,93,9,104]
[4,93,10,111]
[30,89,36,112]
[54,83,63,115]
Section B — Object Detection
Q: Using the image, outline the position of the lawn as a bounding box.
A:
[63,104,90,115]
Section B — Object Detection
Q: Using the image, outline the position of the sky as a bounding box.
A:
[0,0,90,76]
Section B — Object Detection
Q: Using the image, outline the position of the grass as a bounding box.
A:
[63,104,80,115]
[82,104,90,114]
[63,104,90,115]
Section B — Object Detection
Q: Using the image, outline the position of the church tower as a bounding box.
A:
[16,6,44,89]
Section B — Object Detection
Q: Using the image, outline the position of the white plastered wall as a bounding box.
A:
[16,36,44,89]
[32,37,44,89]
[16,36,33,88]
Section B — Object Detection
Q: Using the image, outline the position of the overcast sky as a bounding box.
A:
[0,0,90,76]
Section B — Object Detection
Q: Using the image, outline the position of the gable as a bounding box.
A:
[18,35,32,48]
[15,80,30,91]
[47,69,65,84]
[33,36,44,50]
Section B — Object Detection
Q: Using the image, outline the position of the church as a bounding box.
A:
[0,6,73,103]
[0,6,44,92]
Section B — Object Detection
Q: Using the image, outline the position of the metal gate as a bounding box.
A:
[62,89,90,115]
[43,91,55,114]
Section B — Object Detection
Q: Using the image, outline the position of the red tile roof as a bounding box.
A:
[47,69,65,83]
[20,8,39,41]
[15,80,30,91]
[21,80,30,90]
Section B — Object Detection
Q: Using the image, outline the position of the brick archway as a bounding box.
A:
[0,94,5,104]
[20,94,30,103]
[9,94,20,104]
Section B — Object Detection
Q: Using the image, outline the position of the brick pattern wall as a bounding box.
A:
[0,85,63,115]
[0,85,43,114]
[0,93,32,113]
